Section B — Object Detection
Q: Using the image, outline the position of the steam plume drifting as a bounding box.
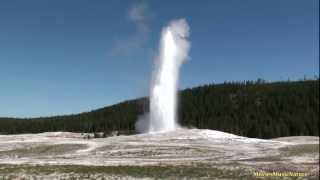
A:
[136,19,191,133]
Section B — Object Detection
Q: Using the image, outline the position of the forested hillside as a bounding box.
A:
[0,79,318,139]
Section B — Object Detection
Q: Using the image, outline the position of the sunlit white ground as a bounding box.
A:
[0,129,318,178]
[0,129,318,165]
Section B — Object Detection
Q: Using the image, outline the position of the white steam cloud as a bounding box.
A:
[111,2,151,56]
[136,19,191,133]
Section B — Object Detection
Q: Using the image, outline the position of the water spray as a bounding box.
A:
[136,19,191,133]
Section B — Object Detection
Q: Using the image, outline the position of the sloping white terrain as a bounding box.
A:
[0,129,317,165]
[0,129,318,179]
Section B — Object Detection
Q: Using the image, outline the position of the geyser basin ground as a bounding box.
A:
[0,129,318,179]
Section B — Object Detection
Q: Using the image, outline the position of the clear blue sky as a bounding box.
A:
[0,0,318,117]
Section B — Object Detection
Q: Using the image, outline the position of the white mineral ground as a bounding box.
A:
[0,129,318,168]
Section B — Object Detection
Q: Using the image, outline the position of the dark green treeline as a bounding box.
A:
[0,79,318,139]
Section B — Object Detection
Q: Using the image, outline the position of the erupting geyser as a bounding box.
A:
[136,19,191,133]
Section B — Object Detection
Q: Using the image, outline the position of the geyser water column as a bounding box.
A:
[148,19,191,133]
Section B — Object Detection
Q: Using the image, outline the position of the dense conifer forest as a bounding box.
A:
[0,79,318,139]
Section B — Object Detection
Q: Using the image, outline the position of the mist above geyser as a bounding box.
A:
[136,19,191,133]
